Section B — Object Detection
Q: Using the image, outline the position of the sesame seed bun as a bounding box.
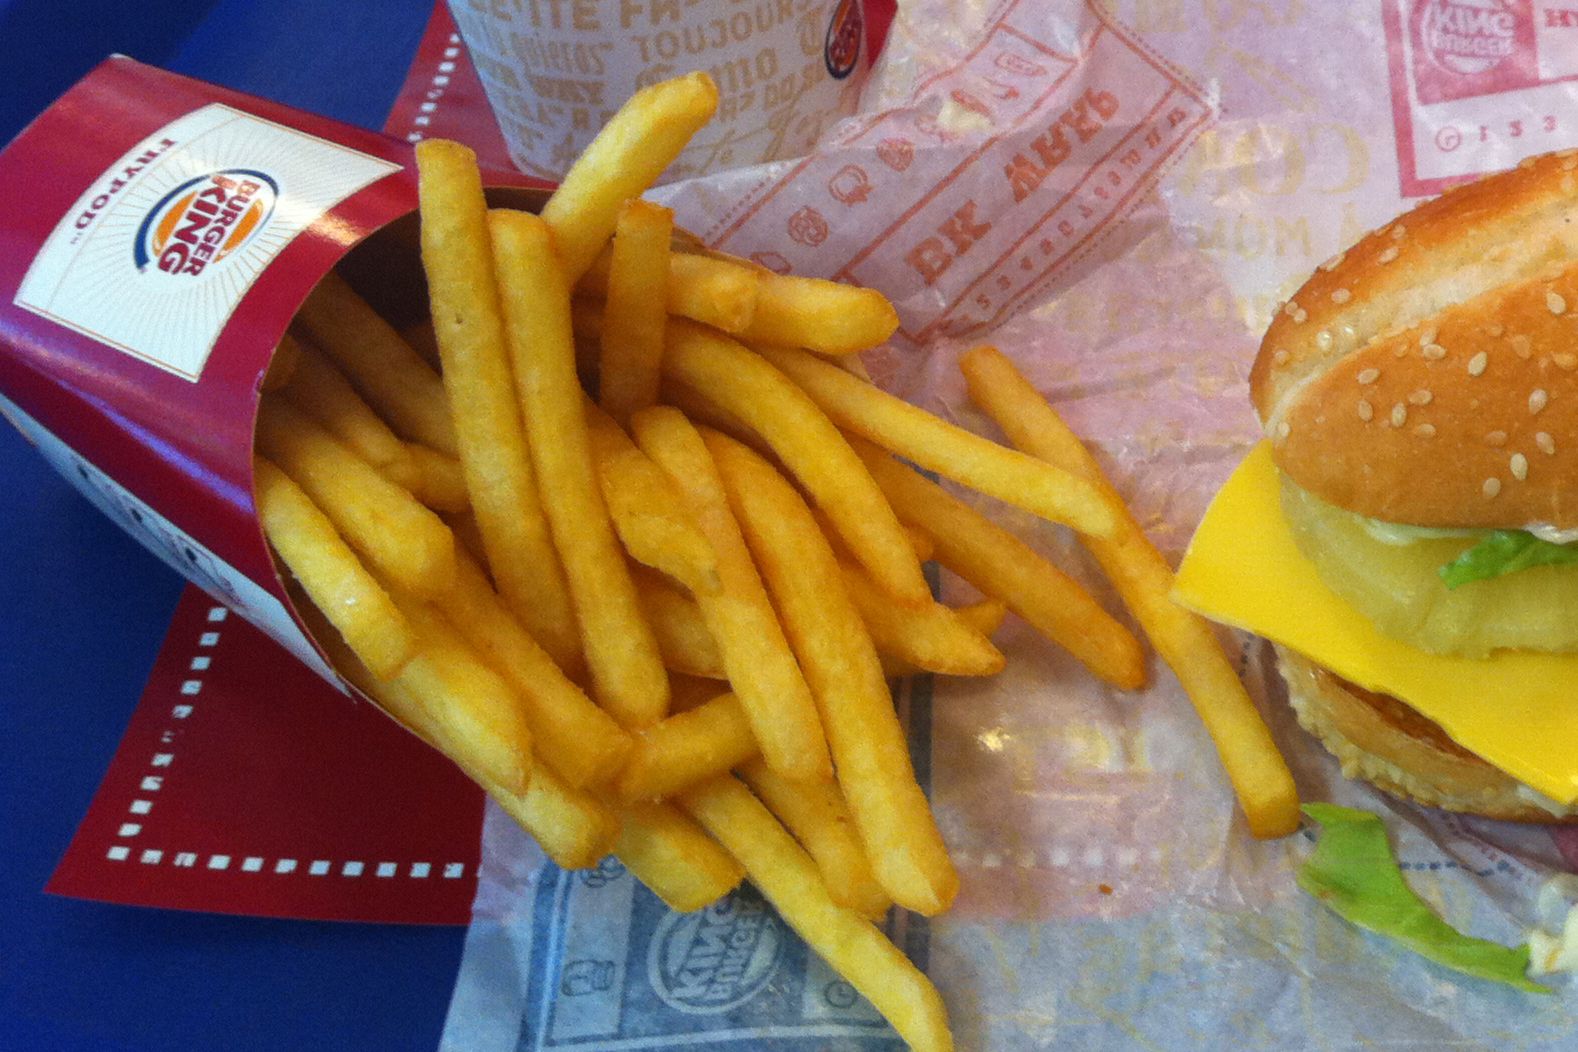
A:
[1251,149,1578,529]
[1275,647,1573,822]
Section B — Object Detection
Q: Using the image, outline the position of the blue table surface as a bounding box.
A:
[0,3,471,1050]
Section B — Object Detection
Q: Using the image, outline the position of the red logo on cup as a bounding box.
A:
[1419,0,1517,74]
[787,206,829,247]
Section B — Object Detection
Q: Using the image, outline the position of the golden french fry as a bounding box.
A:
[598,200,673,424]
[680,777,954,1052]
[813,506,936,565]
[662,322,930,605]
[742,275,899,354]
[580,246,760,333]
[445,509,488,567]
[255,400,456,598]
[631,407,831,782]
[540,71,718,281]
[703,431,957,915]
[294,272,458,455]
[633,569,727,679]
[310,545,619,872]
[668,672,728,713]
[839,560,1005,678]
[878,598,1009,680]
[282,338,413,473]
[401,445,469,513]
[261,335,302,392]
[415,139,580,671]
[959,345,1299,837]
[584,401,719,595]
[614,690,756,803]
[437,550,633,788]
[490,209,669,729]
[615,802,744,912]
[737,757,891,921]
[386,595,534,795]
[401,318,442,370]
[759,346,1119,540]
[852,437,1148,691]
[255,457,415,680]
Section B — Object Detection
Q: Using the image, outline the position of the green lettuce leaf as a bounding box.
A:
[1438,530,1578,590]
[1297,803,1548,992]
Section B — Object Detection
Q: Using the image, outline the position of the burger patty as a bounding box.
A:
[1317,668,1485,764]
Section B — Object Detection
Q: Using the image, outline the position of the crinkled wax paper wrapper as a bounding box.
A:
[442,2,1578,1048]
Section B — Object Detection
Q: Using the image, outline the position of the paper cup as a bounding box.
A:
[445,0,875,180]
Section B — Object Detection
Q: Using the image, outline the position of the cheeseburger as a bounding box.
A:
[1175,150,1578,821]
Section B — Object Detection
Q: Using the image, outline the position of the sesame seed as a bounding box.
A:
[1483,477,1502,498]
[1275,421,1291,443]
[1530,388,1549,414]
[1357,399,1373,422]
[1377,246,1399,264]
[1511,453,1529,481]
[1390,403,1407,427]
[1468,351,1488,376]
[1408,389,1433,405]
[1486,430,1508,446]
[1283,301,1299,318]
[1537,431,1557,454]
[1419,327,1438,346]
[1319,252,1345,272]
[1341,324,1357,341]
[1556,353,1577,370]
[1549,291,1568,315]
[1292,307,1308,323]
[1414,423,1437,437]
[1331,288,1352,304]
[1423,343,1447,360]
[1315,330,1333,350]
[1357,367,1380,384]
[1391,225,1407,240]
[1392,346,1408,358]
[1520,156,1538,169]
[1487,323,1505,337]
[1272,349,1290,365]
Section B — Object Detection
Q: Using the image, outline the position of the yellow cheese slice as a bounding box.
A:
[1173,441,1578,804]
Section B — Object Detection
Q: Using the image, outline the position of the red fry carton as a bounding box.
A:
[0,56,533,697]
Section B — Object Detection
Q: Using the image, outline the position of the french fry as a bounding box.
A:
[282,339,413,474]
[680,777,954,1052]
[402,444,469,514]
[879,598,1009,680]
[294,272,458,455]
[580,245,759,333]
[598,200,673,424]
[737,757,891,921]
[631,407,831,782]
[255,457,415,680]
[540,71,719,281]
[415,139,580,670]
[812,506,936,564]
[490,209,669,729]
[852,437,1148,691]
[614,690,756,803]
[584,401,719,595]
[437,550,632,788]
[261,335,301,392]
[615,802,744,912]
[386,595,534,795]
[668,672,728,713]
[839,560,1005,678]
[401,318,441,370]
[309,603,620,870]
[662,322,930,605]
[633,569,726,679]
[445,509,488,566]
[742,274,899,354]
[959,345,1300,837]
[759,346,1119,540]
[255,400,456,598]
[703,431,958,915]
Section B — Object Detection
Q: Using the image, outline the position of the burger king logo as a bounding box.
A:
[824,0,863,80]
[647,887,786,1014]
[1418,0,1517,75]
[133,169,278,279]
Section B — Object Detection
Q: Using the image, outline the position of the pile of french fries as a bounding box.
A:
[253,71,1299,1052]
